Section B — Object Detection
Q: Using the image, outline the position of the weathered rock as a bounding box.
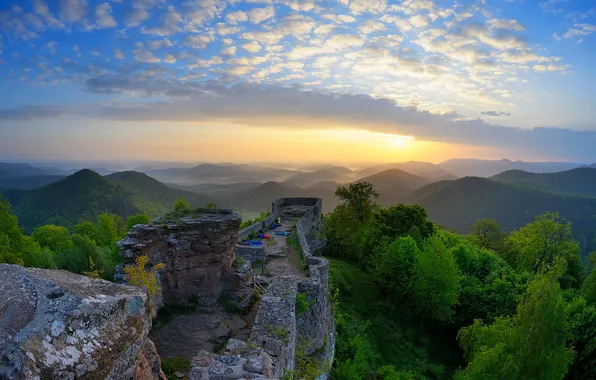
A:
[188,339,272,380]
[116,210,242,307]
[0,264,165,380]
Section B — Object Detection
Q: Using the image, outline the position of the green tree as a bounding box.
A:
[335,182,379,225]
[373,236,420,303]
[0,196,26,263]
[73,221,100,242]
[456,260,573,380]
[205,201,217,209]
[173,197,191,216]
[125,214,151,232]
[96,212,119,246]
[468,219,506,252]
[372,204,435,243]
[409,235,461,322]
[32,225,73,251]
[565,292,596,379]
[506,212,585,288]
[20,236,55,269]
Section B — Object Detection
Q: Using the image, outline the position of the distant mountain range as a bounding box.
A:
[437,159,584,178]
[3,160,596,249]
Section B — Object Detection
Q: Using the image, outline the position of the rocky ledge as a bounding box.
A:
[0,264,165,380]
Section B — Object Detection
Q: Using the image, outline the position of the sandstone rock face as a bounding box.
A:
[116,211,242,306]
[0,264,165,380]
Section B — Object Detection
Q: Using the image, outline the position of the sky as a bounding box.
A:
[1,0,596,164]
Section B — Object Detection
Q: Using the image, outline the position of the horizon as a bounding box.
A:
[1,0,596,162]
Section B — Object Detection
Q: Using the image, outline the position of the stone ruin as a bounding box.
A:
[115,209,252,311]
[0,198,334,380]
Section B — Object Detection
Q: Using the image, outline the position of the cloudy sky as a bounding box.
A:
[1,0,595,164]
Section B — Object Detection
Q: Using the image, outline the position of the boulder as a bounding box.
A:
[0,264,165,380]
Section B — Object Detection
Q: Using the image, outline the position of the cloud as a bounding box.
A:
[2,81,593,159]
[349,0,387,14]
[163,54,176,64]
[563,23,596,41]
[489,19,525,31]
[242,41,262,53]
[133,49,160,63]
[221,46,237,55]
[226,11,248,23]
[141,6,182,36]
[58,0,88,23]
[113,48,125,59]
[248,7,275,23]
[482,111,511,117]
[95,2,117,28]
[125,8,149,27]
[182,34,214,49]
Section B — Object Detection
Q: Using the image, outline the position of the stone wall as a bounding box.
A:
[290,199,335,369]
[116,210,241,307]
[0,264,165,380]
[192,198,335,379]
[235,245,266,263]
[237,199,284,243]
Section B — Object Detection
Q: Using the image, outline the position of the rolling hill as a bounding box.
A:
[0,175,66,189]
[355,161,454,180]
[404,176,596,255]
[1,170,216,232]
[438,159,583,178]
[283,168,351,187]
[355,168,431,206]
[490,167,596,197]
[144,163,299,185]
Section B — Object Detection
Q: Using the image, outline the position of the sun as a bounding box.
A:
[387,135,414,148]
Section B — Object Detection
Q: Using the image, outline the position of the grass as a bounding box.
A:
[287,228,308,271]
[161,356,191,379]
[296,292,312,315]
[328,258,464,379]
[233,256,246,268]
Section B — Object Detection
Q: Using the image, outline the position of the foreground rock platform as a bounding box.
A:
[0,264,165,380]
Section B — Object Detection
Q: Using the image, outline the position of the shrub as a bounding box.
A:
[161,357,191,378]
[296,292,312,315]
[123,255,165,296]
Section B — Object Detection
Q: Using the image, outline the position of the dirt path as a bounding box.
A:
[259,216,308,279]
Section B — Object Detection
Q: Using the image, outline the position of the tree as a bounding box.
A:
[409,235,461,322]
[0,196,26,263]
[456,260,573,380]
[335,182,379,225]
[373,236,420,303]
[468,219,506,252]
[565,293,596,379]
[173,197,191,216]
[205,201,217,209]
[506,212,584,287]
[32,225,73,251]
[96,212,119,246]
[125,214,151,232]
[582,253,596,304]
[372,204,436,243]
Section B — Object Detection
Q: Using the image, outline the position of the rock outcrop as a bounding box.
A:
[0,264,165,380]
[116,210,242,307]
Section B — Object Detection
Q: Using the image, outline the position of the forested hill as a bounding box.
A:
[404,176,596,254]
[491,167,596,197]
[1,169,215,232]
[105,171,213,215]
